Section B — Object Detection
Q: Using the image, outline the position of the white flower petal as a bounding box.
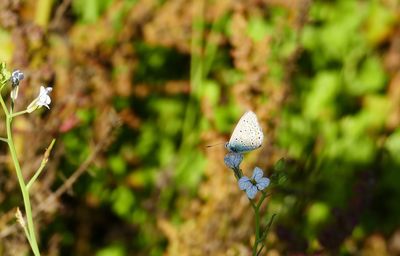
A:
[252,167,264,181]
[36,86,52,108]
[39,86,46,95]
[256,177,270,191]
[27,86,53,112]
[246,185,258,199]
[10,87,19,100]
[45,95,51,104]
[238,177,251,190]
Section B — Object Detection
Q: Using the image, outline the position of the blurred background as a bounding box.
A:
[0,0,400,255]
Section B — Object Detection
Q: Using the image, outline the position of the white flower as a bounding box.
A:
[37,86,52,108]
[26,86,53,113]
[238,167,270,199]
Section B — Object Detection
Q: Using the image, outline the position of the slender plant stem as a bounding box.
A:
[6,117,40,255]
[17,212,34,251]
[253,206,261,256]
[256,214,277,256]
[27,164,46,191]
[27,139,55,191]
[0,94,9,116]
[11,109,28,118]
[252,191,270,255]
[1,94,41,256]
[0,137,8,143]
[0,79,8,90]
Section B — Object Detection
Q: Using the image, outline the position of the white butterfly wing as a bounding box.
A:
[226,111,263,153]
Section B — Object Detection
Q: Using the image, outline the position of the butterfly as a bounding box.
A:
[225,111,264,153]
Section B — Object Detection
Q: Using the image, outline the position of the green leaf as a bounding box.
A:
[108,155,127,175]
[365,3,397,45]
[96,244,126,256]
[385,130,400,164]
[247,16,270,41]
[274,158,286,172]
[111,186,135,217]
[303,71,340,120]
[358,56,387,93]
[307,202,330,227]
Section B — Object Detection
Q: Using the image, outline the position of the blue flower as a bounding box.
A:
[238,167,270,199]
[224,153,244,169]
[10,70,24,87]
[10,70,24,100]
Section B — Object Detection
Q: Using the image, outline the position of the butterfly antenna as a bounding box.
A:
[205,142,225,148]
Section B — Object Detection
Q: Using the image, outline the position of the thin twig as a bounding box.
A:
[36,140,104,213]
[49,0,72,30]
[26,139,56,191]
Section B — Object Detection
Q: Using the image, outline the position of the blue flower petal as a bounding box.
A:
[246,185,258,199]
[256,177,270,191]
[252,167,264,181]
[11,70,24,87]
[224,153,244,169]
[238,176,251,190]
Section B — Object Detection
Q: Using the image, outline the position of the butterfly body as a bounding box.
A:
[225,111,263,153]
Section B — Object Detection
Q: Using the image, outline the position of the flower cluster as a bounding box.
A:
[224,152,270,199]
[0,65,55,256]
[7,70,53,112]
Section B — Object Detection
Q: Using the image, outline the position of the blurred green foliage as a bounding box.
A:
[72,0,115,23]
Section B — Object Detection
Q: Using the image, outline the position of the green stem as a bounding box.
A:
[257,191,268,209]
[26,164,46,191]
[11,109,28,118]
[232,167,244,180]
[253,206,261,256]
[19,217,34,250]
[4,103,40,255]
[0,94,9,116]
[252,192,270,255]
[256,214,277,256]
[0,137,8,143]
[27,139,55,191]
[0,79,9,90]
